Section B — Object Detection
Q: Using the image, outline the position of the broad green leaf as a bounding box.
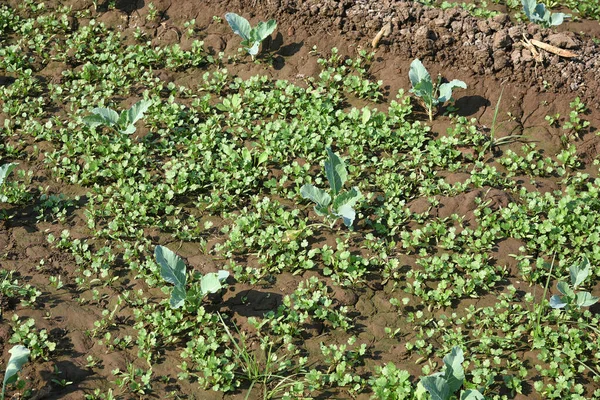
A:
[570,256,590,288]
[409,59,431,89]
[301,184,331,208]
[170,286,186,309]
[200,272,226,295]
[521,0,537,20]
[252,19,277,42]
[0,163,18,187]
[460,389,485,400]
[82,114,111,129]
[335,203,356,228]
[88,107,119,127]
[438,79,467,104]
[442,346,465,394]
[119,125,137,135]
[247,42,260,56]
[333,187,362,226]
[549,12,567,26]
[125,99,152,126]
[225,12,252,41]
[557,281,574,297]
[420,375,450,400]
[324,147,347,195]
[154,245,187,309]
[314,204,330,217]
[549,295,568,309]
[575,291,599,308]
[2,345,30,389]
[216,270,230,282]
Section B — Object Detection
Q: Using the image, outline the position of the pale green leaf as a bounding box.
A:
[300,184,331,208]
[570,256,590,288]
[575,291,599,308]
[154,245,187,309]
[557,281,574,297]
[460,389,485,400]
[438,79,467,104]
[125,99,152,127]
[409,59,431,89]
[0,163,18,187]
[252,19,277,42]
[420,375,450,400]
[200,272,226,295]
[325,147,347,195]
[3,345,30,388]
[225,12,251,41]
[549,295,568,309]
[443,346,465,394]
[88,107,119,126]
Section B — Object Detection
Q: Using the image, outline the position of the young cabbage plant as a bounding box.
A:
[550,256,599,310]
[2,345,30,400]
[0,163,18,202]
[225,12,277,58]
[83,99,152,134]
[522,0,568,27]
[154,245,229,309]
[416,347,484,400]
[300,147,362,228]
[409,59,467,121]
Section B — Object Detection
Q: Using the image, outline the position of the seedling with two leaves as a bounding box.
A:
[550,256,599,310]
[1,345,30,400]
[416,346,483,400]
[225,13,277,59]
[409,59,466,121]
[300,148,362,229]
[154,245,229,309]
[83,99,152,135]
[522,0,569,28]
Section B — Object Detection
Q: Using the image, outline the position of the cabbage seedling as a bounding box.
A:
[416,346,484,400]
[83,99,152,134]
[301,147,362,228]
[522,0,569,27]
[154,245,229,309]
[550,256,599,310]
[2,345,30,400]
[225,12,277,58]
[409,59,466,121]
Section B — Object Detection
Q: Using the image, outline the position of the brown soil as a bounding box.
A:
[1,0,600,399]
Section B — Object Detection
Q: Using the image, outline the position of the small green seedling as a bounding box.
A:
[154,245,229,309]
[301,147,362,228]
[83,99,152,134]
[416,346,483,400]
[224,12,277,58]
[409,59,466,121]
[0,163,18,202]
[522,0,569,27]
[2,345,30,400]
[550,256,599,310]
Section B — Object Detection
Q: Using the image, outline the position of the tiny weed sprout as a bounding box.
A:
[154,245,228,309]
[301,147,362,228]
[225,12,277,58]
[417,346,483,400]
[83,99,152,134]
[0,163,18,202]
[409,59,466,121]
[550,256,599,310]
[522,0,569,27]
[1,345,30,400]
